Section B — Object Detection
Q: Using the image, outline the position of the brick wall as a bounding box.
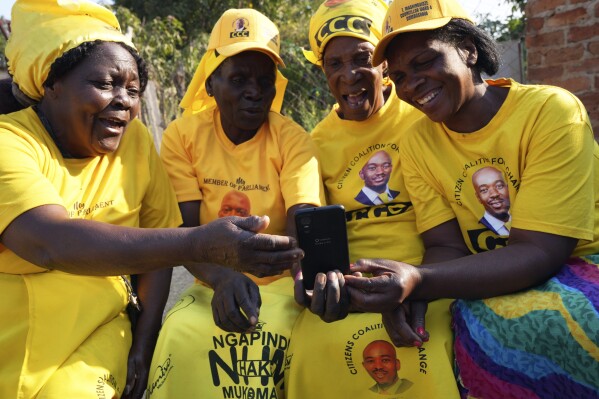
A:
[525,0,599,137]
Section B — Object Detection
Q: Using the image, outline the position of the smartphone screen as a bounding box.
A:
[295,205,350,290]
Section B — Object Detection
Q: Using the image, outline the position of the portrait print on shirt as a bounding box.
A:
[218,190,252,217]
[354,150,401,206]
[471,166,511,236]
[450,157,520,254]
[362,339,414,396]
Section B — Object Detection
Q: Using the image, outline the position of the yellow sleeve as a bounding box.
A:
[399,121,456,234]
[277,117,325,209]
[511,91,595,240]
[135,121,183,229]
[0,116,64,235]
[160,117,203,204]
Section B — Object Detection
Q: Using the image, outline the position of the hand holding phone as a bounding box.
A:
[295,205,350,290]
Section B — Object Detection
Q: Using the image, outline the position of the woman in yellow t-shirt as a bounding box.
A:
[147,8,323,399]
[0,2,302,399]
[346,0,599,397]
[285,1,460,398]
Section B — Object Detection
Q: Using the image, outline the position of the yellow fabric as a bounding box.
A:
[0,108,181,397]
[0,108,182,273]
[400,79,599,255]
[6,0,135,101]
[1,272,130,399]
[311,92,424,265]
[148,267,301,399]
[285,92,458,398]
[160,106,324,284]
[286,300,458,399]
[373,0,473,66]
[304,0,388,66]
[180,8,288,116]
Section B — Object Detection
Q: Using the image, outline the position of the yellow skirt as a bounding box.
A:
[148,277,301,399]
[0,271,131,399]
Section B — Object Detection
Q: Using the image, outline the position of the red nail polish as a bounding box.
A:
[413,341,422,347]
[417,327,425,335]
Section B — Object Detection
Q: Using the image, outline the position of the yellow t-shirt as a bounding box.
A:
[0,108,181,398]
[148,107,323,399]
[286,93,459,399]
[400,78,599,256]
[160,106,324,282]
[311,92,425,265]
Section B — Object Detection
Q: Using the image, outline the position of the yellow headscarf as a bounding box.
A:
[6,0,135,102]
[179,8,288,116]
[304,0,388,66]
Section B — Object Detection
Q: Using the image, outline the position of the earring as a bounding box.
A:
[207,91,213,97]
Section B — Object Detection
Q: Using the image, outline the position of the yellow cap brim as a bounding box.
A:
[216,42,286,68]
[372,16,452,66]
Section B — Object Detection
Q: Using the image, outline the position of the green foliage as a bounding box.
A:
[112,6,203,123]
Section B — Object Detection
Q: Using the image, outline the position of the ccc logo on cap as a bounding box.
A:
[230,17,250,38]
[315,15,372,48]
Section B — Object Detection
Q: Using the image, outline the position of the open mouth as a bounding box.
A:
[99,117,127,133]
[343,89,368,108]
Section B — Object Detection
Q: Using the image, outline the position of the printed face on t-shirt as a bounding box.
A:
[472,166,510,221]
[218,190,251,217]
[362,340,400,387]
[359,150,393,193]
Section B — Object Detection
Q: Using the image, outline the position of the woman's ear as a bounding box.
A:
[459,38,478,67]
[380,60,389,78]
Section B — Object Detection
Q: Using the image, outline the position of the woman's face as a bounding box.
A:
[207,51,276,141]
[322,36,386,121]
[386,30,477,126]
[44,42,141,157]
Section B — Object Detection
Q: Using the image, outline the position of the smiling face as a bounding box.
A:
[362,340,400,388]
[385,30,478,128]
[359,150,392,193]
[472,167,510,221]
[322,36,387,121]
[207,51,276,143]
[42,42,141,158]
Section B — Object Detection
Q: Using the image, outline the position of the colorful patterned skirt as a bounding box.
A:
[452,256,599,399]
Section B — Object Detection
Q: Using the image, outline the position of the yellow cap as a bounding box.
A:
[372,0,473,66]
[304,0,388,66]
[208,8,284,67]
[6,0,135,101]
[180,8,287,116]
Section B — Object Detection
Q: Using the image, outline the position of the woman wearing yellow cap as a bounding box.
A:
[0,1,303,398]
[146,8,323,399]
[285,0,459,397]
[346,0,599,397]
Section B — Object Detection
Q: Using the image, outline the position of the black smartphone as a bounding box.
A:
[295,205,350,290]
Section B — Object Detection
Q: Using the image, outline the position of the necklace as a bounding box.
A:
[33,105,74,158]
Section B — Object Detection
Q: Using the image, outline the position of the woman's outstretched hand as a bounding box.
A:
[196,215,303,277]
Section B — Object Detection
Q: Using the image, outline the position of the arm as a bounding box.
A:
[0,204,301,276]
[345,221,577,310]
[414,223,577,300]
